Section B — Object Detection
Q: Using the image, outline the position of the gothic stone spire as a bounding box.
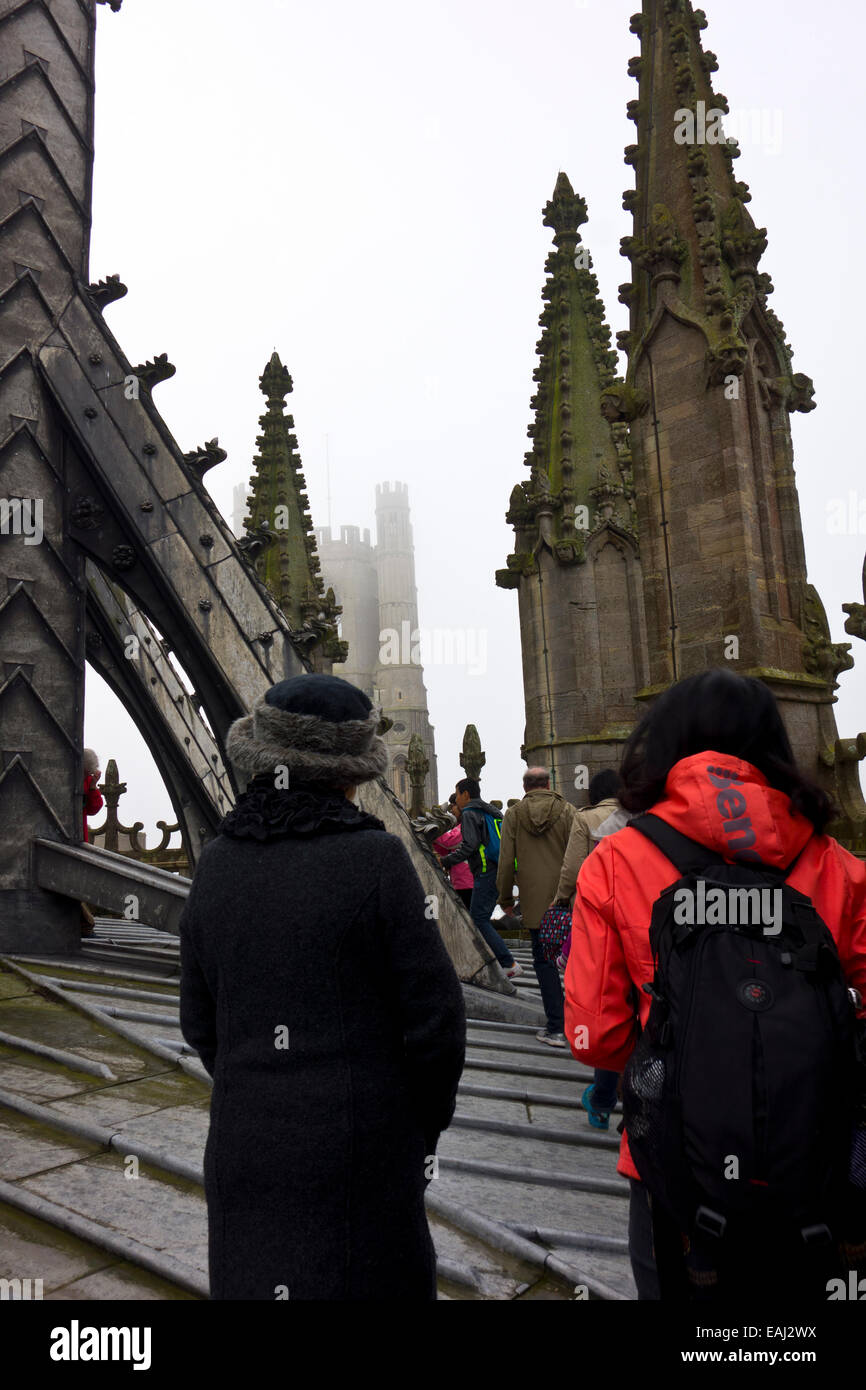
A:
[496,173,631,590]
[496,175,649,797]
[243,353,346,668]
[616,0,811,395]
[609,0,859,812]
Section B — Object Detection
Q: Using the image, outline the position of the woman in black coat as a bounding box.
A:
[179,674,466,1301]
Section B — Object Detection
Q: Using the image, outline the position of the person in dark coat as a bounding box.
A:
[179,674,466,1301]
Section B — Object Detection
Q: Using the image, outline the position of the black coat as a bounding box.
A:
[179,783,466,1301]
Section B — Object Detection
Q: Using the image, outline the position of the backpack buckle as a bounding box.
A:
[695,1206,727,1239]
[800,1223,833,1248]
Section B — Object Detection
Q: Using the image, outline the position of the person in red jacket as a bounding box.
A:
[80,749,104,936]
[82,748,103,843]
[564,669,866,1300]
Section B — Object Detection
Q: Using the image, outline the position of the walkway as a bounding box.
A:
[0,927,633,1300]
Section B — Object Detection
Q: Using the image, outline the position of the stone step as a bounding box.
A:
[0,1199,201,1301]
[0,1090,582,1300]
[463,1034,574,1060]
[40,977,182,1007]
[8,956,183,987]
[0,947,629,1300]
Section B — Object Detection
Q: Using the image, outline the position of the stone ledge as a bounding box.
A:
[461,982,545,1027]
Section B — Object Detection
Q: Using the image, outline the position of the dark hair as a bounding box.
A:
[456,777,480,799]
[618,669,835,833]
[448,792,457,805]
[589,769,621,806]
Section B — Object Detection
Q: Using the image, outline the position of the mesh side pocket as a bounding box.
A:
[623,1043,666,1151]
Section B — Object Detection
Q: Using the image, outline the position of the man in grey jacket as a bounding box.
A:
[440,778,522,978]
[497,767,576,1046]
[553,768,625,1125]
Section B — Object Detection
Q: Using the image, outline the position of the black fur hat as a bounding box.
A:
[226,674,388,785]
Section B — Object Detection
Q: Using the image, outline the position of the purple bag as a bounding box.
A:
[538,904,572,963]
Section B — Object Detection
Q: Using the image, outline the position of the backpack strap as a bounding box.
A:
[630,812,807,879]
[628,813,728,877]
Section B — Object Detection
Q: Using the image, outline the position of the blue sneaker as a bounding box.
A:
[581,1083,610,1131]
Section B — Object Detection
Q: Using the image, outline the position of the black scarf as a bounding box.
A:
[218,775,385,842]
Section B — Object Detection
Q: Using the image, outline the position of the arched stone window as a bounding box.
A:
[392,755,408,805]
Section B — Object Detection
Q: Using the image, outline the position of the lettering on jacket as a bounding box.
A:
[705,765,762,862]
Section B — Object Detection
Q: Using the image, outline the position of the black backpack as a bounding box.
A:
[621,813,866,1300]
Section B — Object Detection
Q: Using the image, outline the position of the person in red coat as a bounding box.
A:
[433,796,475,909]
[82,749,103,843]
[80,749,103,936]
[564,669,866,1299]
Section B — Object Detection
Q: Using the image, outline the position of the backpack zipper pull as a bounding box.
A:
[642,980,671,1044]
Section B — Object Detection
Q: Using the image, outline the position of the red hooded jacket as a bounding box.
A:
[83,773,103,843]
[564,751,866,1180]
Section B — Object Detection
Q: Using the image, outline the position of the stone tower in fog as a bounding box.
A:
[315,525,379,699]
[316,482,438,809]
[373,482,438,808]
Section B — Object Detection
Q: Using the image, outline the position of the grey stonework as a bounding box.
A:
[517,535,649,801]
[616,1,861,821]
[0,0,308,950]
[0,0,93,951]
